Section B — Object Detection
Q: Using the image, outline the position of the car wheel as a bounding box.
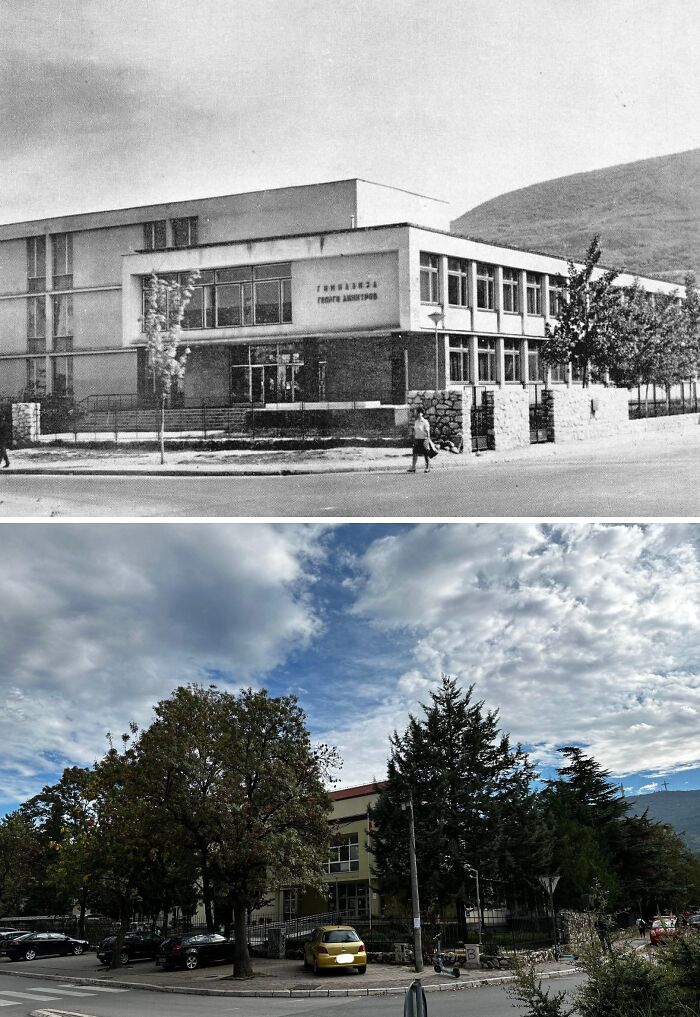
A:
[73,944,85,956]
[185,954,199,970]
[120,951,129,965]
[25,949,36,961]
[356,965,367,974]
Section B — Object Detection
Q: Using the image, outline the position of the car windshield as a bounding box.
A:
[323,930,360,943]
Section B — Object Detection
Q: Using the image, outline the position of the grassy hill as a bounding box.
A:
[451,149,700,284]
[627,789,700,856]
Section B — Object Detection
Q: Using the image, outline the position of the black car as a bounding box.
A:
[0,930,25,955]
[157,933,235,971]
[6,932,90,961]
[97,930,164,966]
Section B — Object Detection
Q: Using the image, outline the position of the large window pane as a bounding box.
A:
[476,264,494,310]
[254,280,281,324]
[27,237,46,291]
[182,286,203,329]
[52,234,73,289]
[420,252,440,303]
[27,296,46,339]
[52,295,73,338]
[254,263,291,280]
[216,283,241,326]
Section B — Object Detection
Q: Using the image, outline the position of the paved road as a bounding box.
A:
[0,441,698,516]
[0,971,584,1016]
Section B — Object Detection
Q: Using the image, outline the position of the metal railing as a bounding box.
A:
[629,380,699,418]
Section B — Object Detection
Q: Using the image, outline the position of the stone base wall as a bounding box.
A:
[407,389,471,448]
[559,910,597,951]
[12,402,40,443]
[491,387,530,450]
[547,387,629,443]
[628,411,700,433]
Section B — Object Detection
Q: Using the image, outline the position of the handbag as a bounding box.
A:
[425,438,439,459]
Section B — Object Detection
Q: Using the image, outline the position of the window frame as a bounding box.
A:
[502,267,520,313]
[171,216,198,248]
[448,335,470,383]
[477,336,497,382]
[51,233,73,290]
[476,263,495,310]
[503,338,521,383]
[420,252,440,304]
[526,272,543,315]
[27,236,46,292]
[447,257,468,307]
[143,220,167,251]
[548,276,566,317]
[324,831,360,874]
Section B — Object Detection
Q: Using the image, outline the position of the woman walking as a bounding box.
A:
[408,407,432,473]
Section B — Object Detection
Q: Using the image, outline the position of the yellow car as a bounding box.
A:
[303,925,367,975]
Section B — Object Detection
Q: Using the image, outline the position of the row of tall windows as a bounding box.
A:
[421,251,566,316]
[448,336,562,384]
[143,216,198,251]
[142,263,292,330]
[26,234,73,291]
[324,832,359,874]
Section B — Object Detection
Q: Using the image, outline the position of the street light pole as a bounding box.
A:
[428,310,444,392]
[466,864,482,955]
[406,794,423,972]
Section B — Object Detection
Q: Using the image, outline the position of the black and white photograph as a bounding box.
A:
[1,3,700,1017]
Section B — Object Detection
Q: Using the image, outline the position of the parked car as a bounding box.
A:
[650,916,678,945]
[156,933,235,971]
[97,930,164,966]
[0,930,25,955]
[303,925,367,975]
[6,932,91,961]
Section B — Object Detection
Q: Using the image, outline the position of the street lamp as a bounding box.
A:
[465,863,482,955]
[402,794,423,973]
[427,310,445,392]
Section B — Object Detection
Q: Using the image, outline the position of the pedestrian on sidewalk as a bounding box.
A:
[408,407,432,473]
[0,411,10,469]
[595,918,612,953]
[638,917,647,938]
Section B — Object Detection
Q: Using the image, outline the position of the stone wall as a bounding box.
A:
[628,411,700,434]
[547,387,629,443]
[12,402,40,443]
[491,387,530,450]
[559,910,597,951]
[407,389,471,448]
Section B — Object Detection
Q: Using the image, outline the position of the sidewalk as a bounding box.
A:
[3,425,700,477]
[0,952,578,998]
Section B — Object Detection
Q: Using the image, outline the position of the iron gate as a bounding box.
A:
[471,387,493,452]
[529,384,551,444]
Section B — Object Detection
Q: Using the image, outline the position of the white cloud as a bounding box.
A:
[346,524,700,779]
[0,524,324,806]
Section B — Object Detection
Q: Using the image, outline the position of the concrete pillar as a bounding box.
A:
[468,261,478,332]
[543,274,551,324]
[495,265,504,332]
[496,337,505,389]
[520,269,528,334]
[521,338,529,386]
[439,255,448,309]
[44,229,52,394]
[469,334,479,384]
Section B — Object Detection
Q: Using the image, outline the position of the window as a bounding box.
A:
[528,342,545,382]
[143,220,167,251]
[503,338,521,382]
[27,236,46,291]
[174,263,291,329]
[526,272,542,315]
[26,357,46,395]
[477,337,497,381]
[447,257,468,306]
[420,252,440,303]
[171,216,198,248]
[448,336,470,382]
[53,341,73,396]
[282,889,298,921]
[324,832,359,873]
[53,295,73,339]
[476,263,495,310]
[502,267,520,313]
[328,882,369,919]
[52,233,73,289]
[27,296,46,341]
[548,276,566,317]
[550,360,568,383]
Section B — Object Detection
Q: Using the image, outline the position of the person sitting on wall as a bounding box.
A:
[408,407,432,473]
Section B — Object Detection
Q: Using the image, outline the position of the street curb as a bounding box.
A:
[5,964,578,1000]
[0,465,414,478]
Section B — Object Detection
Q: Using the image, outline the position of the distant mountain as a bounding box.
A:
[451,149,700,284]
[626,789,700,856]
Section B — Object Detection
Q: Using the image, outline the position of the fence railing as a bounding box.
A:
[629,380,699,418]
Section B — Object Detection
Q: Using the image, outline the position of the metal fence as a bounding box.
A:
[629,380,699,419]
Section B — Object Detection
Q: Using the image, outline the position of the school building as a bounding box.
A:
[0,178,683,418]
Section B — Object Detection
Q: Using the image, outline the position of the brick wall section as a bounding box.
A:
[548,386,629,442]
[12,402,40,442]
[407,389,472,448]
[491,387,530,449]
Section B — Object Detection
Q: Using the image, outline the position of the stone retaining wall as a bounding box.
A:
[547,387,629,443]
[628,411,700,433]
[559,910,597,951]
[12,402,40,443]
[491,387,530,450]
[407,389,471,448]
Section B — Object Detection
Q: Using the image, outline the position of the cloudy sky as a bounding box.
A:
[1,0,698,224]
[1,522,699,816]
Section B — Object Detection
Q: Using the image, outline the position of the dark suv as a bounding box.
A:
[157,933,235,970]
[97,930,164,966]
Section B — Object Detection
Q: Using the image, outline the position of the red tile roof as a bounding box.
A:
[329,781,387,801]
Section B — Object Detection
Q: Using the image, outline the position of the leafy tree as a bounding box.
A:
[370,676,544,929]
[141,270,199,464]
[542,235,621,386]
[132,684,338,978]
[0,810,42,915]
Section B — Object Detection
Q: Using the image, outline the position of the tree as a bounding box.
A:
[141,271,199,464]
[542,235,621,386]
[132,684,338,978]
[370,676,543,930]
[0,810,42,915]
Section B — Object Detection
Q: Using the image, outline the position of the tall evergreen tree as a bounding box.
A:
[370,676,543,924]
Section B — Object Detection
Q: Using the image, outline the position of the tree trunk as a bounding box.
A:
[232,895,253,978]
[110,894,129,969]
[160,393,165,465]
[78,890,88,940]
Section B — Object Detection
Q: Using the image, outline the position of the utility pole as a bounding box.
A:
[406,794,423,973]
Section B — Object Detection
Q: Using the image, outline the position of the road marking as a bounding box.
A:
[57,985,129,993]
[33,988,94,997]
[0,990,62,1001]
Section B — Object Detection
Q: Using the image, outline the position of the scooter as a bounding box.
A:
[432,933,460,978]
